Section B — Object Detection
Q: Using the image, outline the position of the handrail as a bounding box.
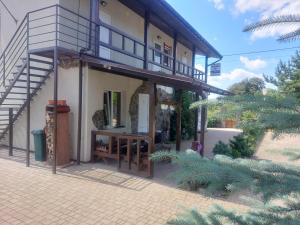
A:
[0,15,27,61]
[0,3,207,87]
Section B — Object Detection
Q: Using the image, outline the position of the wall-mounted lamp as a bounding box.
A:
[184,51,188,56]
[157,35,162,40]
[100,1,108,7]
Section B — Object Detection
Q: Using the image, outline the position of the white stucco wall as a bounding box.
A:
[82,68,142,161]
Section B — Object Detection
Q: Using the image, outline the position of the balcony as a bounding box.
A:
[18,5,205,82]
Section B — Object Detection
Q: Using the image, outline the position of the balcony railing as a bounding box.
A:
[2,5,206,83]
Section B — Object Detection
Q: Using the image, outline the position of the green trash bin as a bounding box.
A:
[31,129,46,161]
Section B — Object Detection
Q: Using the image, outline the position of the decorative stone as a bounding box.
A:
[92,110,105,130]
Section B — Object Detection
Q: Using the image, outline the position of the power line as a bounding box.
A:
[223,46,300,57]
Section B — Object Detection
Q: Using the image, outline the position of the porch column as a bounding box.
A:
[90,0,99,54]
[148,82,156,177]
[194,93,200,141]
[199,56,209,156]
[77,59,83,165]
[204,56,209,83]
[176,89,182,151]
[143,10,150,69]
[192,46,196,78]
[172,32,177,75]
[52,48,58,174]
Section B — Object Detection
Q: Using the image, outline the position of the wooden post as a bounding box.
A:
[194,93,199,141]
[148,82,156,177]
[77,59,83,165]
[192,46,196,78]
[199,56,209,156]
[176,89,182,151]
[172,32,177,75]
[143,10,150,69]
[9,108,13,156]
[204,56,209,83]
[90,0,99,55]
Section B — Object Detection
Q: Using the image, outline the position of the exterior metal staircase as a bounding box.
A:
[0,12,54,140]
[0,55,53,140]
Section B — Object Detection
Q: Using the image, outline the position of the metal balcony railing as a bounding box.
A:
[0,4,206,85]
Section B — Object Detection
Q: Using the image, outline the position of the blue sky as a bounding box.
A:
[166,0,300,91]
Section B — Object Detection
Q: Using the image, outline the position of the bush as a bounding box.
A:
[213,134,255,159]
[213,141,232,157]
[151,151,300,200]
[229,134,254,158]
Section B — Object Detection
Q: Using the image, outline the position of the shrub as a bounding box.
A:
[212,134,255,159]
[151,151,300,200]
[213,141,232,157]
[229,134,254,158]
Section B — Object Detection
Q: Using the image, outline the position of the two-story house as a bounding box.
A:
[0,0,230,177]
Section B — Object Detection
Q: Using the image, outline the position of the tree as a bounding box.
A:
[243,15,300,42]
[228,77,265,95]
[264,52,300,99]
[152,93,300,225]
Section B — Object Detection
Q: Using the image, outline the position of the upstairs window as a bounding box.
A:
[163,43,172,67]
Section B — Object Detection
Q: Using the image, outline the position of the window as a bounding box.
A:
[163,43,172,67]
[154,43,162,64]
[103,91,122,128]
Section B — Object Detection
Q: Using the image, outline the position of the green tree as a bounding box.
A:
[264,52,300,99]
[152,94,300,225]
[228,77,265,95]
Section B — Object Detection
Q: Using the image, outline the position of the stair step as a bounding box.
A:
[0,119,9,121]
[12,79,44,84]
[29,58,53,65]
[8,86,39,89]
[2,103,22,106]
[18,73,47,78]
[29,66,51,72]
[6,97,26,100]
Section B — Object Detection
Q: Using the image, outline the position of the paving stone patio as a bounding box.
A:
[0,148,247,225]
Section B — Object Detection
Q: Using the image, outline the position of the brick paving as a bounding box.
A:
[0,149,247,225]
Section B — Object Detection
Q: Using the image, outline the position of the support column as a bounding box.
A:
[143,10,150,69]
[200,56,209,156]
[204,56,209,83]
[176,89,182,151]
[90,0,99,55]
[192,46,196,78]
[172,32,177,75]
[148,82,156,177]
[77,59,83,165]
[194,93,199,141]
[26,14,30,167]
[9,108,13,156]
[52,48,58,174]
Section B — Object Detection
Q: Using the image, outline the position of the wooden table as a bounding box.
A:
[91,130,153,176]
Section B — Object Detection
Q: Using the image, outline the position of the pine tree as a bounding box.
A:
[152,93,300,225]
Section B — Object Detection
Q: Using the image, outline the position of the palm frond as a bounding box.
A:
[243,15,300,32]
[278,28,300,42]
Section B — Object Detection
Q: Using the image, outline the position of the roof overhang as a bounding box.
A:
[119,0,222,59]
[82,55,231,96]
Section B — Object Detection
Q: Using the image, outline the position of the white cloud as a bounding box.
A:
[234,0,300,40]
[239,56,267,70]
[195,64,205,72]
[209,0,225,10]
[207,68,263,89]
